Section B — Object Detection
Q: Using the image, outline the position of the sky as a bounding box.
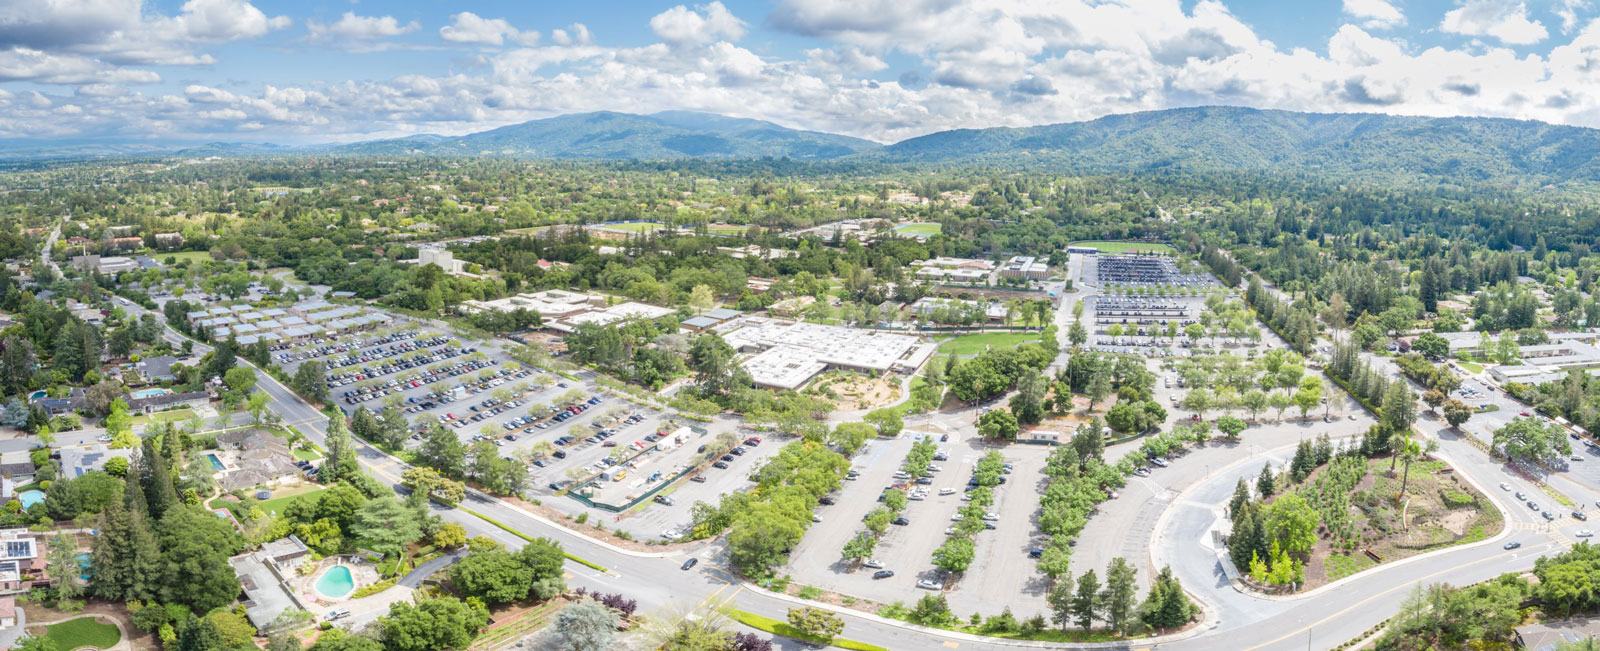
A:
[4,0,1600,145]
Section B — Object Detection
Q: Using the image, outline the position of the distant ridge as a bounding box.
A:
[873,106,1600,185]
[331,110,881,160]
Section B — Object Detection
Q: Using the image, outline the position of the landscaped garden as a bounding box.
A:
[37,616,122,649]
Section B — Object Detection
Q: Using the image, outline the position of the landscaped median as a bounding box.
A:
[724,608,888,651]
[460,506,609,572]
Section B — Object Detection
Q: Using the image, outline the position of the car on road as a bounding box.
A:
[1504,541,1522,550]
[681,558,699,571]
[1521,411,1532,417]
[1516,491,1527,499]
[1134,468,1151,477]
[653,495,675,506]
[1529,501,1541,510]
[96,435,112,443]
[917,579,944,590]
[326,609,350,621]
[1029,548,1044,558]
[1581,530,1595,538]
[819,496,837,505]
[1149,457,1169,467]
[690,476,708,483]
[1576,511,1590,521]
[873,570,895,580]
[1500,483,1511,491]
[1544,511,1557,520]
[891,517,910,526]
[862,559,884,569]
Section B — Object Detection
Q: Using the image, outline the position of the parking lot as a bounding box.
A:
[782,429,1055,617]
[597,427,785,540]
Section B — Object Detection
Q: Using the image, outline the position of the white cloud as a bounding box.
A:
[805,47,889,75]
[439,12,538,47]
[1342,0,1406,29]
[1556,0,1589,33]
[650,2,746,47]
[1440,0,1548,45]
[306,12,419,42]
[550,24,593,46]
[168,0,291,42]
[0,47,160,84]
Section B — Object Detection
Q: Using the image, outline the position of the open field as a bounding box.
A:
[1074,240,1175,254]
[893,222,942,236]
[706,223,747,234]
[255,484,327,517]
[38,617,121,649]
[158,250,219,265]
[937,332,1041,355]
[595,221,665,233]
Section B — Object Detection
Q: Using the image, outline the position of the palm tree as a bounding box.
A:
[1397,437,1423,495]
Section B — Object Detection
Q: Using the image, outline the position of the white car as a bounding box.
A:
[96,435,113,443]
[1580,530,1595,538]
[1500,482,1511,491]
[863,559,884,569]
[938,488,957,495]
[918,579,944,590]
[981,512,1000,521]
[661,529,684,541]
[951,513,964,521]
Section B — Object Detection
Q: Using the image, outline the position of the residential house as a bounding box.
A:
[215,431,302,491]
[137,355,180,382]
[0,529,42,595]
[126,390,210,415]
[229,535,312,630]
[28,388,84,416]
[0,453,33,486]
[57,445,134,479]
[1515,616,1600,650]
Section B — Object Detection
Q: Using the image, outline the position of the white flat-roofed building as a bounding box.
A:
[999,255,1050,280]
[721,319,927,390]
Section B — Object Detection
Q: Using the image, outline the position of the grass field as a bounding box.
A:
[597,221,664,233]
[159,250,219,265]
[40,617,121,649]
[937,332,1042,355]
[724,609,887,651]
[893,222,942,236]
[130,407,196,427]
[1074,241,1174,254]
[257,485,326,517]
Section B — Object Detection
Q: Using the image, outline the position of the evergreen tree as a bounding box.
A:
[1228,478,1251,517]
[1256,463,1276,497]
[1102,557,1138,636]
[322,413,358,485]
[138,440,179,522]
[1138,566,1198,631]
[1071,569,1101,632]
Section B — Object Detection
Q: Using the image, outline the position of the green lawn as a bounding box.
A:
[598,221,664,233]
[159,250,221,265]
[257,485,327,517]
[893,222,941,236]
[41,617,121,649]
[1073,240,1175,254]
[132,407,196,426]
[1456,360,1484,373]
[723,609,887,651]
[937,332,1042,355]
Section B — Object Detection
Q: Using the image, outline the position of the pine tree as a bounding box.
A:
[139,440,178,522]
[323,413,359,485]
[1256,463,1276,497]
[1071,569,1100,632]
[1228,478,1251,517]
[89,493,160,601]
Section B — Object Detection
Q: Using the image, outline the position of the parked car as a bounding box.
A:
[917,579,943,590]
[873,570,895,579]
[891,517,910,526]
[713,461,729,469]
[681,558,699,571]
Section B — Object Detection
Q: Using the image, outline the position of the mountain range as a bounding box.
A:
[7,106,1600,186]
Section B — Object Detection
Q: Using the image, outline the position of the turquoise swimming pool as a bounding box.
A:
[314,565,355,599]
[131,388,169,400]
[206,454,225,471]
[75,553,92,580]
[17,490,43,509]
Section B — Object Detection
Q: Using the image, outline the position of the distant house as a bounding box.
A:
[0,529,42,595]
[230,535,312,630]
[0,453,33,486]
[137,355,179,382]
[215,431,302,491]
[153,233,185,249]
[28,388,84,416]
[126,390,210,415]
[57,445,134,479]
[1515,616,1600,650]
[108,237,143,251]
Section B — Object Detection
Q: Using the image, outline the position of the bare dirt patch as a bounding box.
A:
[807,373,902,411]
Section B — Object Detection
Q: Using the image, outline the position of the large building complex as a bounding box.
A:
[999,255,1050,280]
[461,290,675,333]
[720,318,936,390]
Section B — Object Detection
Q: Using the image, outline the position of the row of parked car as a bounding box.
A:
[319,335,453,371]
[325,344,475,389]
[275,330,428,365]
[341,358,503,406]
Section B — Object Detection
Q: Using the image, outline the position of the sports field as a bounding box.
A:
[597,221,665,233]
[937,332,1042,355]
[893,222,942,236]
[1074,241,1174,254]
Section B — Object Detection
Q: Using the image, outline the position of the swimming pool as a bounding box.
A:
[17,490,43,509]
[131,388,169,400]
[314,565,355,599]
[75,553,92,580]
[206,454,225,471]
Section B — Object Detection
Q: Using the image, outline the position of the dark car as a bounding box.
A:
[819,496,837,505]
[681,558,699,571]
[713,461,729,469]
[730,447,746,456]
[891,517,909,526]
[1577,511,1590,521]
[691,475,708,483]
[552,450,567,459]
[721,454,735,462]
[1505,541,1522,550]
[872,570,894,579]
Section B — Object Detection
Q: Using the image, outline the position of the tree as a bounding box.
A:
[449,550,533,605]
[434,522,467,549]
[352,497,422,557]
[246,391,271,424]
[306,630,383,651]
[46,535,82,598]
[1010,372,1048,425]
[1071,569,1101,631]
[292,361,328,404]
[1291,388,1320,419]
[1414,332,1450,359]
[553,600,619,651]
[863,409,903,438]
[1241,390,1267,421]
[1492,417,1572,465]
[1181,388,1212,419]
[157,504,248,612]
[1381,382,1418,433]
[687,284,716,313]
[381,596,489,651]
[1216,415,1246,439]
[322,413,358,485]
[90,487,160,602]
[1102,557,1138,636]
[977,409,1019,441]
[1256,463,1276,497]
[1071,421,1105,463]
[841,531,876,563]
[1443,399,1473,430]
[689,334,749,397]
[1048,579,1075,631]
[223,366,257,394]
[786,607,844,640]
[1138,566,1198,632]
[932,535,976,575]
[910,593,954,627]
[105,398,136,449]
[1261,493,1318,557]
[1397,437,1424,496]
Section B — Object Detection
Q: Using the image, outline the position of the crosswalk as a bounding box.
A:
[1510,520,1579,547]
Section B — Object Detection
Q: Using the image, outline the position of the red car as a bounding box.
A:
[1521,411,1532,417]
